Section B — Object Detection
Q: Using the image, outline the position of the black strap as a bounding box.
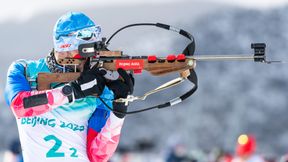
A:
[106,23,195,44]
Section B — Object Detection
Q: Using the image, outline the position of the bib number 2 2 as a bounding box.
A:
[44,135,78,158]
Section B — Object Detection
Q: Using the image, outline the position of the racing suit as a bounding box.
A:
[5,58,124,162]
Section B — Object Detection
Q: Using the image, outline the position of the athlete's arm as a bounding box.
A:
[86,104,124,162]
[5,61,69,118]
[85,68,134,161]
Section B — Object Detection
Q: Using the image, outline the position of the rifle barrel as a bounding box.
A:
[187,55,263,61]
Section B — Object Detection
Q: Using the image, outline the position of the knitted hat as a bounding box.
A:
[53,12,101,52]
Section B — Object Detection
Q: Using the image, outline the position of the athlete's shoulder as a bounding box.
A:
[7,58,46,73]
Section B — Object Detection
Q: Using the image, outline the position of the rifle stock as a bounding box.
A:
[37,53,196,90]
[37,72,81,90]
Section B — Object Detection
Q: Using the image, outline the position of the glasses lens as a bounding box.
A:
[77,30,93,40]
[76,26,101,41]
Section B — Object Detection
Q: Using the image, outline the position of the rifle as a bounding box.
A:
[36,23,276,114]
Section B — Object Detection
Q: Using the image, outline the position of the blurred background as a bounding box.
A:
[1,0,288,161]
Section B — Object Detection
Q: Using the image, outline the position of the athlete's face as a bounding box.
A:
[54,50,87,72]
[54,50,78,60]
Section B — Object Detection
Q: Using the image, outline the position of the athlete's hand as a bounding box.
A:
[69,66,106,99]
[106,68,134,99]
[106,68,134,118]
